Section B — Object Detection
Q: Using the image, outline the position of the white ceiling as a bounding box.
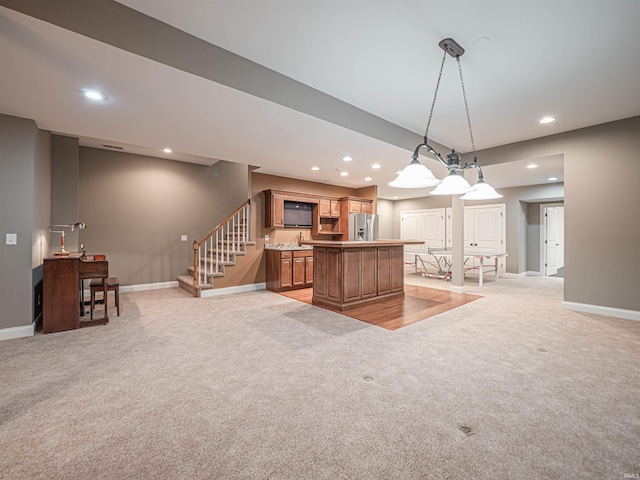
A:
[2,1,639,199]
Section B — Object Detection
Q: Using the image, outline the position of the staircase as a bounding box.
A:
[178,200,255,297]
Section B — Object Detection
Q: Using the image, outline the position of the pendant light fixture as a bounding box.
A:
[388,38,502,199]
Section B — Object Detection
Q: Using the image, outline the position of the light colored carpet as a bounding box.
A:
[1,274,639,479]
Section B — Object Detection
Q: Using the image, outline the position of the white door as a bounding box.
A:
[421,209,445,251]
[464,209,475,251]
[474,208,503,254]
[401,211,421,263]
[556,206,565,269]
[401,211,419,241]
[545,207,558,276]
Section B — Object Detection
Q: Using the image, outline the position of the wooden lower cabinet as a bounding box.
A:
[311,243,406,311]
[266,249,313,292]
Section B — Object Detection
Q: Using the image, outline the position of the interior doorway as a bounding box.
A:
[542,204,565,277]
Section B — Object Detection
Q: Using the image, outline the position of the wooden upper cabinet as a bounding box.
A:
[318,198,340,218]
[330,200,340,217]
[264,191,284,228]
[345,198,372,214]
[318,199,331,217]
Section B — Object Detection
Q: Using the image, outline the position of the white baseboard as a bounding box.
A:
[200,282,266,298]
[503,272,528,278]
[450,285,466,294]
[526,271,543,277]
[82,281,179,298]
[0,323,35,341]
[563,301,640,322]
[121,281,178,293]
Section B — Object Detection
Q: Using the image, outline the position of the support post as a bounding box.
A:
[451,195,465,293]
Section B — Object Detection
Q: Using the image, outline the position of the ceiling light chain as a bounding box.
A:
[423,48,448,145]
[457,55,476,159]
[388,37,502,200]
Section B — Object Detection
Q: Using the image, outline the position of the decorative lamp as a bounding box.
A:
[389,38,501,200]
[48,222,86,256]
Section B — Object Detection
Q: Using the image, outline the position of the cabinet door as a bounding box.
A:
[318,199,331,217]
[273,194,284,228]
[292,257,306,286]
[280,258,292,288]
[330,200,340,217]
[305,257,314,286]
[349,200,362,213]
[361,202,372,214]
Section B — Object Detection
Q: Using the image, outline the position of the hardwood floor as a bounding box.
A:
[278,286,482,331]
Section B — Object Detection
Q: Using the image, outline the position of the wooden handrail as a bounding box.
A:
[194,199,251,248]
[191,199,251,297]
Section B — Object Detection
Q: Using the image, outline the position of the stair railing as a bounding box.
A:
[192,200,251,297]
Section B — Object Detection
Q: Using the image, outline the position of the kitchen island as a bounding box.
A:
[300,240,423,311]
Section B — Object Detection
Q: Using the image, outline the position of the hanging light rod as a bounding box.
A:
[388,38,502,199]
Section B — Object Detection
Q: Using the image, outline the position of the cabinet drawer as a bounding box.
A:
[293,250,313,258]
[280,251,292,259]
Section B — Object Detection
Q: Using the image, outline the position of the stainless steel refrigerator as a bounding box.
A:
[348,213,379,241]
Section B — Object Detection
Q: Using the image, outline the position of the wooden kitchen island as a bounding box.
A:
[301,240,423,311]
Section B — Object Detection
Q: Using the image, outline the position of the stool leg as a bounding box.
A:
[115,287,120,316]
[90,290,95,320]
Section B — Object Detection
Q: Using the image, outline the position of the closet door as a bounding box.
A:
[446,204,506,276]
[420,209,445,251]
[401,209,445,263]
[401,211,420,263]
[474,207,503,254]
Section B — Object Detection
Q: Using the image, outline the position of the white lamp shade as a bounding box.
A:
[460,180,503,200]
[429,171,474,195]
[388,159,441,188]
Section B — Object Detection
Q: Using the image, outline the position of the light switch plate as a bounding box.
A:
[6,233,17,245]
[264,235,269,242]
[180,235,188,242]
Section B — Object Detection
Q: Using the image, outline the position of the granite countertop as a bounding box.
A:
[300,239,424,248]
[264,242,313,251]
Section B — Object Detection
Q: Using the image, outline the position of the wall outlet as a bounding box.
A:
[6,233,17,245]
[264,235,269,242]
[180,235,188,242]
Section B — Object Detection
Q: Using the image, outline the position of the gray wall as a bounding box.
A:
[376,198,395,239]
[50,135,80,253]
[0,114,51,331]
[77,147,249,286]
[474,116,640,311]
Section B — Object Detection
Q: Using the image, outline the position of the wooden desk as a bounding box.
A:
[43,254,109,333]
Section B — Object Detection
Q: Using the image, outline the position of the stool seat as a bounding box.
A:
[90,276,120,318]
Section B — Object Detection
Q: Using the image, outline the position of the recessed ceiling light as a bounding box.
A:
[163,148,172,153]
[527,164,538,169]
[548,177,558,181]
[364,177,372,181]
[393,196,398,200]
[340,171,349,177]
[372,164,381,169]
[311,166,319,171]
[342,156,352,162]
[83,89,106,101]
[540,116,555,124]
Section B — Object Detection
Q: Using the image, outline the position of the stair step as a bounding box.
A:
[200,256,237,266]
[187,267,225,278]
[177,275,213,296]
